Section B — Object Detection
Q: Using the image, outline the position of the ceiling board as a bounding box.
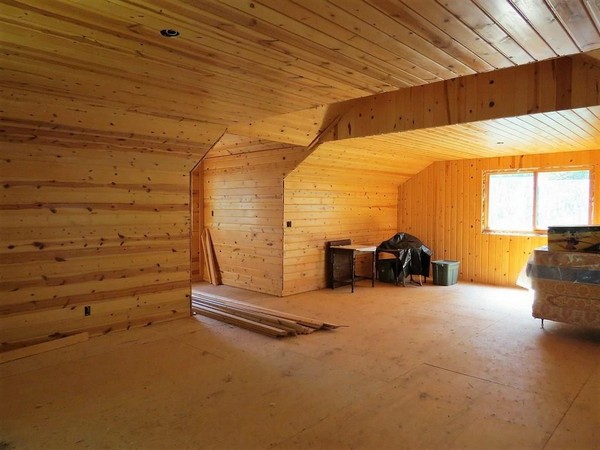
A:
[204,133,300,158]
[1,0,600,170]
[3,0,599,127]
[298,106,600,183]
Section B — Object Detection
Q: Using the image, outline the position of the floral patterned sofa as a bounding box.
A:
[531,248,600,328]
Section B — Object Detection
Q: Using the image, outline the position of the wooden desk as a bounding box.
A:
[329,245,377,292]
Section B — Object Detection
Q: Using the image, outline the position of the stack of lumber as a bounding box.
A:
[201,228,221,285]
[191,293,340,338]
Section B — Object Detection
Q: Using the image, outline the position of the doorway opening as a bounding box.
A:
[190,161,204,313]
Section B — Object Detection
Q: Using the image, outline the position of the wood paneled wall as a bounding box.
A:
[190,163,203,282]
[0,125,202,348]
[203,145,310,296]
[397,150,600,286]
[283,159,398,296]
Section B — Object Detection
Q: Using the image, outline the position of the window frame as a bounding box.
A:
[482,165,594,236]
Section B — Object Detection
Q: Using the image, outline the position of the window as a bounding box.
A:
[484,168,592,234]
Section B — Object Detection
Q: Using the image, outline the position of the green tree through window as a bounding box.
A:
[485,169,591,233]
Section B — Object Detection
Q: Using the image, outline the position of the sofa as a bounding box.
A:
[530,248,600,328]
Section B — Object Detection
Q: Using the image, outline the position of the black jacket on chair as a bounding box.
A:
[377,233,433,279]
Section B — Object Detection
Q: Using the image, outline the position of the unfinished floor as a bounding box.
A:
[1,281,599,449]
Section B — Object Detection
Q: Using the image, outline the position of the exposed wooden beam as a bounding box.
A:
[323,54,600,143]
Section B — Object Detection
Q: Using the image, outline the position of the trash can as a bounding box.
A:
[431,260,460,286]
[377,259,396,283]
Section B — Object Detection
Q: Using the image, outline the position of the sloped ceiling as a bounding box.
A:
[2,1,600,169]
[313,106,600,183]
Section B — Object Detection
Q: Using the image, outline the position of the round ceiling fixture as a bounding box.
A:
[160,29,180,37]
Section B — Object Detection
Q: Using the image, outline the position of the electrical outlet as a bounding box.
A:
[84,305,91,316]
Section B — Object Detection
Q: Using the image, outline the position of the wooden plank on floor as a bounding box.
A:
[191,292,342,337]
[194,304,289,337]
[192,293,340,329]
[0,332,89,364]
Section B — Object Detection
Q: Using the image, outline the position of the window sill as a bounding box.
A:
[482,229,547,237]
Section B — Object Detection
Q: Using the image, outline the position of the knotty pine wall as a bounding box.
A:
[202,145,310,296]
[190,163,203,283]
[283,161,399,296]
[397,149,600,287]
[0,126,203,348]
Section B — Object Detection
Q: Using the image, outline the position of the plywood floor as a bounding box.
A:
[1,281,598,449]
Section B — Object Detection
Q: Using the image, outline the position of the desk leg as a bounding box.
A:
[351,252,355,293]
[371,251,375,287]
[330,251,335,289]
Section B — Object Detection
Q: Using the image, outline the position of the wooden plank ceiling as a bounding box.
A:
[2,0,600,173]
[307,106,600,184]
